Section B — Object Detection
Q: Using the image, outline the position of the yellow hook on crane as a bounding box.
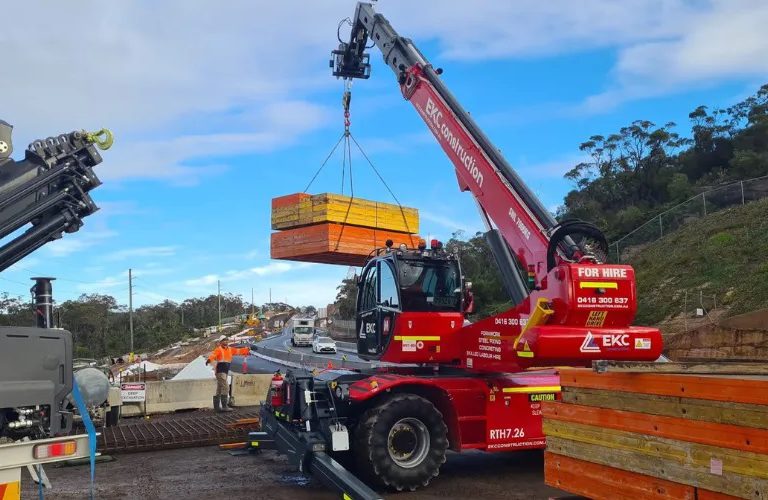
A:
[83,128,114,150]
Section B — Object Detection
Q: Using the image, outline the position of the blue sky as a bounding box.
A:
[2,0,767,308]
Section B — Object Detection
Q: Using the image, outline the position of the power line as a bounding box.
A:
[11,266,110,286]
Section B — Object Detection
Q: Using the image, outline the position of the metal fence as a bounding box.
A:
[329,318,356,340]
[612,175,768,262]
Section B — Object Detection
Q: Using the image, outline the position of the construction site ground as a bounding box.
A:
[23,444,565,499]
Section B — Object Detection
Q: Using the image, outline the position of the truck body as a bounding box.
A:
[291,318,315,347]
[0,122,112,497]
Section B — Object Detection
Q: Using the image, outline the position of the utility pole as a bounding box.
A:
[269,288,272,303]
[217,280,222,331]
[251,287,255,314]
[129,268,134,353]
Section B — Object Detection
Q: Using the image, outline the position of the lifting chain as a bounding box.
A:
[342,79,352,135]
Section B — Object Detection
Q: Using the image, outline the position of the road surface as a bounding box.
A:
[257,326,366,365]
[24,445,566,499]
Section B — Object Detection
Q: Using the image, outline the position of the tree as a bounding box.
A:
[560,83,768,242]
[334,277,358,320]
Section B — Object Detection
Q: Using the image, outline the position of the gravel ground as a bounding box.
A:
[25,445,566,499]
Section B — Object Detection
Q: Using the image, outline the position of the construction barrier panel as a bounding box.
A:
[543,363,768,499]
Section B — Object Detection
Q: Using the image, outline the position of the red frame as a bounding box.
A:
[348,369,561,451]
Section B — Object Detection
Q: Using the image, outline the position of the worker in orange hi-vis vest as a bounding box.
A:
[206,337,250,412]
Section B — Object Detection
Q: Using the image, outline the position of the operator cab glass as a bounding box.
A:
[357,255,462,359]
[397,259,462,313]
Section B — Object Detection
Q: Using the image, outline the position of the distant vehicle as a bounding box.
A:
[291,318,315,347]
[312,336,337,354]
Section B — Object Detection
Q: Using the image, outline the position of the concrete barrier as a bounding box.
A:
[230,373,271,407]
[121,379,216,417]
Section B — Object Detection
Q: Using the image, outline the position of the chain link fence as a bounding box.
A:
[612,175,768,262]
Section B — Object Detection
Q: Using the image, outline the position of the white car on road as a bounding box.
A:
[312,336,337,354]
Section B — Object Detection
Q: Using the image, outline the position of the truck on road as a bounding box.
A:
[290,318,315,347]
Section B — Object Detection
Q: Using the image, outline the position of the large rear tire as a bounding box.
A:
[353,393,448,491]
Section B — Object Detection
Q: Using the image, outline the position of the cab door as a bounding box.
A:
[356,259,401,359]
[356,262,379,357]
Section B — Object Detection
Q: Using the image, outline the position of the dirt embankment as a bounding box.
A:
[661,308,768,361]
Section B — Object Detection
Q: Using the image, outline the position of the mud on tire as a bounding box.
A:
[353,393,448,491]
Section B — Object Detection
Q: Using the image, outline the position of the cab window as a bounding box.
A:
[378,261,400,309]
[398,259,461,312]
[360,265,378,311]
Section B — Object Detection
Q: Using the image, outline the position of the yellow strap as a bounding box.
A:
[394,336,440,341]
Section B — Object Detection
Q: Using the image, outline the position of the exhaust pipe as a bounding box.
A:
[30,277,55,328]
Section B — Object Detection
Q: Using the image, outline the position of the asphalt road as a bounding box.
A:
[258,326,364,365]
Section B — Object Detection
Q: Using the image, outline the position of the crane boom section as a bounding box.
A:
[333,3,559,277]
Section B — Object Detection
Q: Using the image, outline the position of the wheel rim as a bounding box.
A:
[387,417,430,468]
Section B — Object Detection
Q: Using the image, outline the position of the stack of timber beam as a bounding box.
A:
[270,193,420,266]
[543,362,768,500]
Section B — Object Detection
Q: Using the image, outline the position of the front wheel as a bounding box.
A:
[353,393,448,491]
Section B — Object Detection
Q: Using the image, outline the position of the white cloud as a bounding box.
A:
[516,154,587,180]
[582,0,768,111]
[104,246,177,262]
[4,0,762,176]
[386,0,694,60]
[46,230,118,257]
[5,256,41,273]
[182,261,314,288]
[77,273,125,291]
[420,211,473,235]
[2,1,345,184]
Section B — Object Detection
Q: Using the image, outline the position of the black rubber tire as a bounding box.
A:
[353,393,448,491]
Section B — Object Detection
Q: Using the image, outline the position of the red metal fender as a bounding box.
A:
[347,369,561,452]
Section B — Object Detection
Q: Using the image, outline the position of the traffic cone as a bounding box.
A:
[327,361,334,370]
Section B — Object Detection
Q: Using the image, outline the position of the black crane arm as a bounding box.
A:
[0,121,112,273]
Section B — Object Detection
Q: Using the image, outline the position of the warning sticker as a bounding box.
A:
[585,310,607,327]
[528,393,556,403]
[635,338,652,350]
[402,340,417,352]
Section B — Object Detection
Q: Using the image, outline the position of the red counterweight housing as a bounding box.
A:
[514,263,663,367]
[546,263,638,327]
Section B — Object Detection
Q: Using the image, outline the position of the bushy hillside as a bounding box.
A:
[631,198,768,325]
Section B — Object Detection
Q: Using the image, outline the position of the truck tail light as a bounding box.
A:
[33,440,77,459]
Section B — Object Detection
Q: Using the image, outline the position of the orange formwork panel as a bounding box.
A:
[558,368,768,405]
[542,401,768,454]
[544,452,742,500]
[544,452,696,500]
[270,223,421,266]
[271,192,310,210]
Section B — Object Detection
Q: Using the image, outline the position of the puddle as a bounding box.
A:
[279,472,311,487]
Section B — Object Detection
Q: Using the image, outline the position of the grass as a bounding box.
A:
[630,197,768,325]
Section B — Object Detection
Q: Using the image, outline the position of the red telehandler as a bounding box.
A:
[257,3,663,498]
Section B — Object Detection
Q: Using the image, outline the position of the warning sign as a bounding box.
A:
[120,382,146,402]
